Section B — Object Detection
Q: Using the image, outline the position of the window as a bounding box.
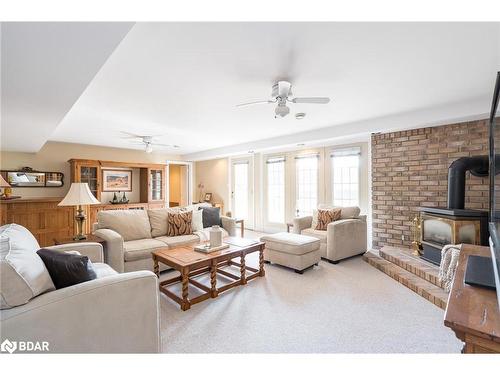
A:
[295,155,319,216]
[331,147,360,207]
[266,157,285,223]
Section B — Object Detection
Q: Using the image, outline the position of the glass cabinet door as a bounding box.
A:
[80,166,99,199]
[150,169,163,201]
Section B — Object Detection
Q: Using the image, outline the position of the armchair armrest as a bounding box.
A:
[221,216,237,237]
[0,271,160,353]
[292,216,313,234]
[43,242,104,263]
[93,228,125,273]
[326,218,367,261]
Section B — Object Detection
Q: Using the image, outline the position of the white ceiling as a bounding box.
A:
[2,22,500,158]
[1,22,134,152]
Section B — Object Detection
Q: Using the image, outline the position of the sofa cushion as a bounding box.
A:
[260,232,320,255]
[315,208,341,230]
[0,224,55,309]
[312,205,360,228]
[37,248,97,289]
[167,211,193,236]
[200,206,221,228]
[123,239,167,262]
[98,209,152,241]
[156,235,200,248]
[147,208,181,237]
[301,228,327,244]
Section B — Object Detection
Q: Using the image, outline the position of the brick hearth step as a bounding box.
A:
[363,250,449,310]
[379,246,444,289]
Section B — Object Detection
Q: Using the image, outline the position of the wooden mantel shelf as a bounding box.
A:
[0,197,64,204]
[444,244,500,353]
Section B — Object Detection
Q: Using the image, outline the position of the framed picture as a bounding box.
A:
[204,192,212,202]
[102,169,132,192]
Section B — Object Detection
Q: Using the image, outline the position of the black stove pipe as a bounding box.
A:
[447,156,489,209]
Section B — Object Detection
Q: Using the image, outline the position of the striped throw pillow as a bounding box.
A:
[315,208,341,231]
[167,211,193,236]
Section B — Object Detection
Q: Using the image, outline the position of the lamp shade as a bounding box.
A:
[0,174,10,188]
[59,183,100,206]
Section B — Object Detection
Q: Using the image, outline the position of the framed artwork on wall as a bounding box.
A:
[102,169,132,192]
[204,192,212,202]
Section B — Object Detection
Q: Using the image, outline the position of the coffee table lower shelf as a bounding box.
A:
[153,241,265,311]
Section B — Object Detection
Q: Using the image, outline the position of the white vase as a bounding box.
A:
[209,225,223,248]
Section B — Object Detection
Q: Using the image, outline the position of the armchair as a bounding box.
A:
[0,225,160,353]
[292,206,367,263]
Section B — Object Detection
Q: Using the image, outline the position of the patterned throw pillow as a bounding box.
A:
[315,208,341,231]
[167,211,193,236]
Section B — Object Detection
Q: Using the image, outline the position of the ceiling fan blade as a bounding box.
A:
[291,97,330,104]
[236,100,275,107]
[120,131,143,138]
[151,143,173,147]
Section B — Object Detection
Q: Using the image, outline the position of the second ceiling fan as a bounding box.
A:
[236,80,330,118]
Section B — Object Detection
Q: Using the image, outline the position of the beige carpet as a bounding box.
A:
[159,231,462,353]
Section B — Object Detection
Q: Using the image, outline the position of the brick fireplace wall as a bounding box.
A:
[371,119,489,249]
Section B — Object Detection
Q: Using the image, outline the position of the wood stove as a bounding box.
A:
[418,207,488,265]
[418,155,489,265]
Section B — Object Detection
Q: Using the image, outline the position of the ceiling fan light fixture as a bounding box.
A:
[145,143,153,153]
[275,104,290,118]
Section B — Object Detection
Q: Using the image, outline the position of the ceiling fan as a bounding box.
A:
[236,80,330,118]
[120,131,179,153]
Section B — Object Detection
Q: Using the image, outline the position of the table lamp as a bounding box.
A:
[0,174,11,197]
[59,183,100,240]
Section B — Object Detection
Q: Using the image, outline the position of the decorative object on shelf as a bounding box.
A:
[1,167,64,188]
[58,183,101,241]
[209,225,223,248]
[204,192,212,202]
[102,169,132,192]
[411,214,423,256]
[197,183,205,202]
[0,174,11,197]
[110,192,119,204]
[120,191,129,204]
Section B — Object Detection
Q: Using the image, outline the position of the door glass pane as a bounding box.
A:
[295,156,318,216]
[331,155,360,207]
[267,159,285,223]
[233,163,248,220]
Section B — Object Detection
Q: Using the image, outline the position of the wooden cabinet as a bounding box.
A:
[444,244,500,353]
[140,167,166,204]
[68,159,167,234]
[69,159,101,200]
[0,198,75,247]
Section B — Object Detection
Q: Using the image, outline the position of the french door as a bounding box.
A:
[231,157,254,229]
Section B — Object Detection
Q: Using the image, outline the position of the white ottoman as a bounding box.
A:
[260,232,321,274]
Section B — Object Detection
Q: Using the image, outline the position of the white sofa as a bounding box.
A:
[0,224,160,353]
[93,203,237,273]
[292,205,367,264]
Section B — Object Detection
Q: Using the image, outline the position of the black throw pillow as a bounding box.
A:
[37,249,97,289]
[199,206,222,228]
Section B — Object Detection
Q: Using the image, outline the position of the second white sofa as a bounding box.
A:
[93,203,237,273]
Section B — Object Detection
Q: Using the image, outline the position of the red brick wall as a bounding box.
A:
[371,119,489,249]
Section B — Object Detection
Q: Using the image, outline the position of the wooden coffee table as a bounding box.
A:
[152,237,265,311]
